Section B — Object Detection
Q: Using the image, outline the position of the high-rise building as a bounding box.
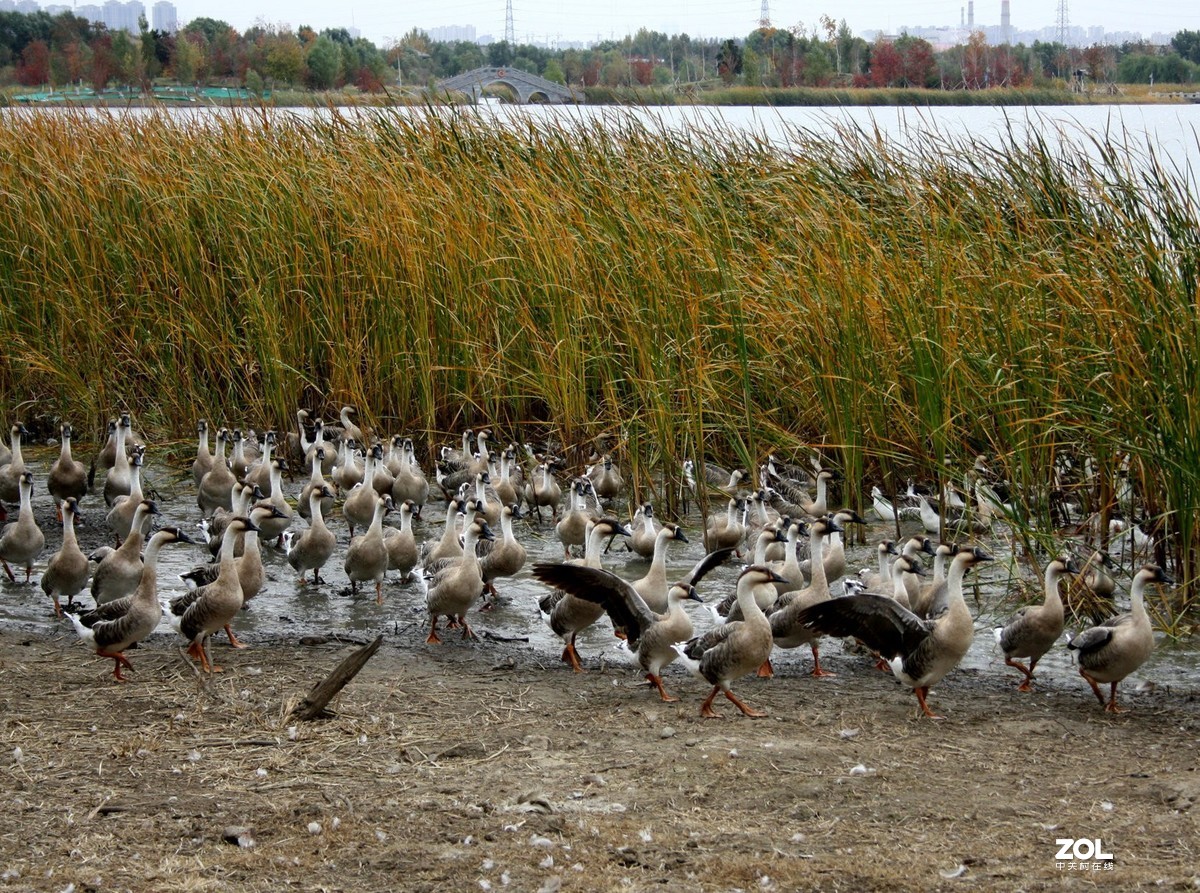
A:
[151,0,176,33]
[1000,0,1011,43]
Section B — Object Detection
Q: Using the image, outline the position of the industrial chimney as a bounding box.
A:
[1001,0,1011,43]
[967,0,975,29]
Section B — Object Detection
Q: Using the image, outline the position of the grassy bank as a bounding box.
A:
[0,107,1197,617]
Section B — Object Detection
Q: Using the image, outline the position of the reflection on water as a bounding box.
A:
[2,446,1196,695]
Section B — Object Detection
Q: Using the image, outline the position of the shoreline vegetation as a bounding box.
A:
[3,82,1198,108]
[1,107,1198,626]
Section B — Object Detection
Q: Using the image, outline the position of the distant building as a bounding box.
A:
[151,0,176,33]
[429,24,477,43]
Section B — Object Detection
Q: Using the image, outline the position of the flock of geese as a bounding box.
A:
[0,410,1174,719]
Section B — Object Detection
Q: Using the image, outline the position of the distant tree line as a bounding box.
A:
[2,10,1197,93]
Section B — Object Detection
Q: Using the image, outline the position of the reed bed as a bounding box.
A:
[0,106,1197,622]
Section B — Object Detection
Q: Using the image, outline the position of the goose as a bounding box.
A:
[1067,563,1171,713]
[166,516,258,672]
[793,545,993,718]
[763,515,842,677]
[532,563,705,702]
[243,430,277,494]
[287,408,313,464]
[204,480,256,556]
[343,444,382,534]
[42,497,90,616]
[536,517,631,672]
[102,416,134,507]
[383,499,419,582]
[472,471,502,527]
[871,486,897,522]
[95,413,143,471]
[894,535,937,607]
[338,405,364,445]
[765,518,807,598]
[1078,549,1117,606]
[466,429,493,478]
[66,526,193,681]
[47,423,88,506]
[419,518,494,643]
[844,555,928,672]
[105,448,149,544]
[627,503,658,559]
[630,523,689,611]
[297,447,334,522]
[332,438,364,495]
[305,419,336,475]
[345,494,393,604]
[191,419,213,487]
[390,437,430,510]
[254,460,293,544]
[703,496,747,554]
[525,461,562,523]
[673,565,788,718]
[698,463,746,495]
[492,446,520,507]
[196,428,236,517]
[90,500,160,604]
[555,478,594,559]
[995,556,1078,691]
[229,429,254,480]
[0,423,30,504]
[478,503,527,603]
[588,455,623,502]
[287,485,337,584]
[0,471,45,583]
[911,541,957,618]
[770,469,835,519]
[857,539,900,592]
[422,497,468,565]
[179,503,287,643]
[744,489,782,560]
[708,525,789,622]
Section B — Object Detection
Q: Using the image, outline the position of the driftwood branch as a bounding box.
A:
[291,635,383,721]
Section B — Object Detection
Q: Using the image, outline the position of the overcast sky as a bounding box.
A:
[172,0,1200,47]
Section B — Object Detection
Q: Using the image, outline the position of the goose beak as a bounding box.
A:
[175,528,196,545]
[685,585,702,603]
[674,529,689,544]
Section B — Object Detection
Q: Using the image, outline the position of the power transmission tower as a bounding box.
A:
[759,0,771,29]
[1055,0,1069,45]
[505,0,515,45]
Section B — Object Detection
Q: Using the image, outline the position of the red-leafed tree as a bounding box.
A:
[17,38,51,85]
[869,39,903,87]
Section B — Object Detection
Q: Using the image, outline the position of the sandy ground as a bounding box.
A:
[2,623,1198,893]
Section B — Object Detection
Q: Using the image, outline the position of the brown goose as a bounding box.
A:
[191,419,213,487]
[297,447,334,522]
[1067,563,1170,713]
[532,562,705,702]
[703,496,747,554]
[555,478,594,558]
[763,515,842,678]
[102,416,134,507]
[338,405,364,445]
[708,525,788,623]
[332,438,365,496]
[0,423,30,505]
[197,428,236,517]
[47,424,88,506]
[253,460,293,544]
[105,448,149,544]
[536,517,631,672]
[911,541,957,618]
[420,518,494,643]
[995,556,1078,691]
[794,545,993,718]
[479,503,527,603]
[390,437,430,510]
[179,503,287,645]
[524,461,562,523]
[345,493,393,604]
[673,565,788,718]
[90,500,160,604]
[66,526,193,681]
[383,499,419,581]
[287,485,337,584]
[166,516,258,672]
[857,539,900,593]
[0,471,45,583]
[229,429,254,480]
[587,454,623,502]
[42,497,90,616]
[243,430,277,494]
[343,444,382,534]
[627,502,658,559]
[801,508,866,583]
[631,523,689,611]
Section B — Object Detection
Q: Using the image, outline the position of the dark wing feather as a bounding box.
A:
[1068,625,1115,655]
[680,547,735,588]
[531,562,656,645]
[794,594,933,660]
[169,589,200,616]
[681,623,735,661]
[78,595,133,628]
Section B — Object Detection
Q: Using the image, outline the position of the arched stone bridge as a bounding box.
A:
[437,67,582,104]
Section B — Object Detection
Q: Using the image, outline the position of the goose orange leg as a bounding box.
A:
[1079,668,1107,706]
[224,625,248,649]
[1104,682,1125,713]
[458,615,478,641]
[561,635,584,672]
[724,688,767,718]
[375,582,384,606]
[699,685,722,718]
[1005,656,1035,691]
[810,645,836,678]
[426,616,443,644]
[914,686,943,719]
[98,650,133,681]
[647,673,677,702]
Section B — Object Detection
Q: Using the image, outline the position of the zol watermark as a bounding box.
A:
[1055,838,1115,871]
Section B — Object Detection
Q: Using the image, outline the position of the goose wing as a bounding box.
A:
[794,593,933,659]
[1068,625,1115,655]
[77,595,134,628]
[679,546,735,588]
[531,562,657,646]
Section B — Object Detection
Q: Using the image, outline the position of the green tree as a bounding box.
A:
[264,32,305,86]
[716,38,742,84]
[1171,29,1200,65]
[542,58,565,84]
[306,35,340,89]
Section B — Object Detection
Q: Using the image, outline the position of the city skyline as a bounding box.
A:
[7,0,1198,46]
